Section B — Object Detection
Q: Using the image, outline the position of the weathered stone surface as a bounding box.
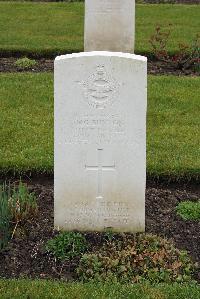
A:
[84,0,135,53]
[54,52,147,232]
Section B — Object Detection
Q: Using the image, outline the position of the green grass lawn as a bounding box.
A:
[0,3,199,57]
[0,73,199,180]
[0,280,200,299]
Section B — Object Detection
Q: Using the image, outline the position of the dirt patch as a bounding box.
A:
[0,180,199,281]
[148,60,199,76]
[0,57,199,76]
[0,58,53,73]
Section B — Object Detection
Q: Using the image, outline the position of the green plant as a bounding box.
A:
[149,25,200,71]
[77,234,196,283]
[46,232,88,261]
[8,181,37,224]
[15,57,37,69]
[0,181,37,249]
[0,183,11,250]
[103,228,115,242]
[176,201,200,221]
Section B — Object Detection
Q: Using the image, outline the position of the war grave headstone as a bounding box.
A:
[54,1,147,232]
[84,0,135,53]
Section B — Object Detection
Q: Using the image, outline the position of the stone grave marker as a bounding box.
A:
[54,51,147,232]
[84,0,135,52]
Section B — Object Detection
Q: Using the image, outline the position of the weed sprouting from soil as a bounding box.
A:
[15,57,37,69]
[176,201,200,221]
[0,181,37,251]
[46,231,88,261]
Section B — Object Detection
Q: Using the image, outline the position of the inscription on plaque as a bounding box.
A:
[87,0,127,14]
[68,114,127,144]
[66,201,131,226]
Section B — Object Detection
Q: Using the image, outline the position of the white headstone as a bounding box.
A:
[84,0,135,53]
[54,52,147,232]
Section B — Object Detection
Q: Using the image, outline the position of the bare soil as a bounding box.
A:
[0,57,199,76]
[0,179,199,282]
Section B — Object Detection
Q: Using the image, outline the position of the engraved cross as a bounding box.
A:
[85,149,115,200]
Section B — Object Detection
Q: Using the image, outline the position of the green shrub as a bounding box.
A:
[77,234,195,283]
[46,232,88,261]
[14,57,37,69]
[0,184,11,250]
[176,201,200,221]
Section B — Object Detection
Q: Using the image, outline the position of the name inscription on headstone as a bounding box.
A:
[68,114,127,144]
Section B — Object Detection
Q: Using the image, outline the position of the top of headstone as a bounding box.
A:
[55,51,146,62]
[84,0,135,53]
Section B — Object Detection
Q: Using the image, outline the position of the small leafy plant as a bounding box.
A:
[15,57,37,69]
[176,201,200,221]
[149,25,200,71]
[77,234,196,283]
[46,232,88,261]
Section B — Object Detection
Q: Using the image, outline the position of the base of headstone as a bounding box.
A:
[54,51,147,232]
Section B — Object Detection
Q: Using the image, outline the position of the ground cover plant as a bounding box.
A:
[14,57,37,70]
[45,232,197,284]
[0,73,199,180]
[76,234,195,283]
[176,201,200,221]
[46,232,88,261]
[0,3,199,57]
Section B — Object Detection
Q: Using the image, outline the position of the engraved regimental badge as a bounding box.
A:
[81,65,119,109]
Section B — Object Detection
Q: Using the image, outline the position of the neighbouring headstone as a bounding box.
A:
[54,51,147,232]
[84,0,135,53]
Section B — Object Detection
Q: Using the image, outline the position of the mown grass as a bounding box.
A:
[0,73,199,180]
[0,280,200,299]
[147,76,200,180]
[0,73,53,174]
[0,3,199,57]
